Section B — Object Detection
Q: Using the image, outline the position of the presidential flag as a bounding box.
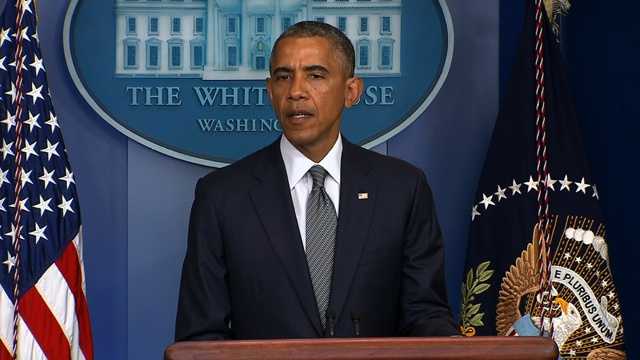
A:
[460,0,626,358]
[0,1,94,359]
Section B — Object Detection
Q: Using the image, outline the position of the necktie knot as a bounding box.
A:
[309,165,328,190]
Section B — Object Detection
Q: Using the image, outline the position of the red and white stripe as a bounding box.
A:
[0,231,93,360]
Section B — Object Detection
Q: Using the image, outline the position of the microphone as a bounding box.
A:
[326,310,336,337]
[351,312,361,337]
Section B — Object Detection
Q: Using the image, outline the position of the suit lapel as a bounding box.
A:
[249,141,323,335]
[330,139,376,323]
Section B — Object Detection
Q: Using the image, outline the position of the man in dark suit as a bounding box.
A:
[175,21,457,340]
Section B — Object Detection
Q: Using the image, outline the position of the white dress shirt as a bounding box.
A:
[280,135,341,250]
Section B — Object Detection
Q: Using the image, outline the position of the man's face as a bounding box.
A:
[267,36,362,158]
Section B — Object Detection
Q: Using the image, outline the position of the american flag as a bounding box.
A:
[0,1,94,359]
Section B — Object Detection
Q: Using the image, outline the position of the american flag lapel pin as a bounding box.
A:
[358,192,369,200]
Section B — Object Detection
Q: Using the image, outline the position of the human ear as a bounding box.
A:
[266,77,274,102]
[344,77,363,108]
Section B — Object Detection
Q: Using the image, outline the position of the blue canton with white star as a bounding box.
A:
[0,0,81,302]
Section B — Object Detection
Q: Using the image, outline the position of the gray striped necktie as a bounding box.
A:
[305,165,337,328]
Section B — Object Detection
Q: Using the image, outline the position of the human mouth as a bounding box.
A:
[286,110,314,121]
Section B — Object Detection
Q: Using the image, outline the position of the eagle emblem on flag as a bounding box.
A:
[496,216,625,359]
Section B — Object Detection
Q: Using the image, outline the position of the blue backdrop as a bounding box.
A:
[27,0,637,358]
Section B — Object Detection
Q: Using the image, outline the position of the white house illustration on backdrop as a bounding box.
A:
[114,0,402,79]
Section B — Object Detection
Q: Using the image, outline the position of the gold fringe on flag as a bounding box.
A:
[543,0,571,38]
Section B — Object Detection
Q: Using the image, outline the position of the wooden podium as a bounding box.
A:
[165,337,558,360]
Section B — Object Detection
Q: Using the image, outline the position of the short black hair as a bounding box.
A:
[269,21,356,78]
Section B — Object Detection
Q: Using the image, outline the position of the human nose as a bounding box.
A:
[288,75,307,100]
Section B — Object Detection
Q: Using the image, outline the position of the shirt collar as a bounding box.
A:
[280,134,342,190]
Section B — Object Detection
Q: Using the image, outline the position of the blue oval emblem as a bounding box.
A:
[64,0,453,167]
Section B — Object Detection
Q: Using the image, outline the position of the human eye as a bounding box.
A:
[273,72,291,81]
[309,72,325,80]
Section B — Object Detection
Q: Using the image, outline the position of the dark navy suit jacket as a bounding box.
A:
[175,137,457,340]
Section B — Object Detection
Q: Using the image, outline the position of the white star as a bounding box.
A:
[595,270,600,277]
[24,111,41,132]
[3,251,16,273]
[18,0,33,15]
[575,257,582,263]
[59,168,75,189]
[472,205,480,221]
[29,223,47,244]
[509,179,522,195]
[30,54,44,76]
[20,169,32,187]
[0,198,6,212]
[495,185,507,201]
[0,139,13,160]
[39,168,55,189]
[26,82,43,104]
[569,350,576,356]
[0,56,6,71]
[0,169,10,186]
[8,55,27,71]
[16,26,30,42]
[576,340,583,346]
[480,193,495,209]
[614,303,619,310]
[545,174,557,191]
[33,195,53,217]
[525,176,539,192]
[1,110,16,131]
[45,112,59,132]
[592,185,599,200]
[585,327,592,334]
[4,82,16,103]
[10,197,29,213]
[587,263,593,269]
[560,175,573,191]
[575,177,591,194]
[58,195,75,217]
[601,280,608,288]
[591,336,598,343]
[4,223,24,243]
[564,252,571,260]
[608,291,615,299]
[41,140,59,161]
[20,139,38,160]
[0,28,11,47]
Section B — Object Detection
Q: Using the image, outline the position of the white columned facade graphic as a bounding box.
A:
[206,0,217,71]
[115,0,402,80]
